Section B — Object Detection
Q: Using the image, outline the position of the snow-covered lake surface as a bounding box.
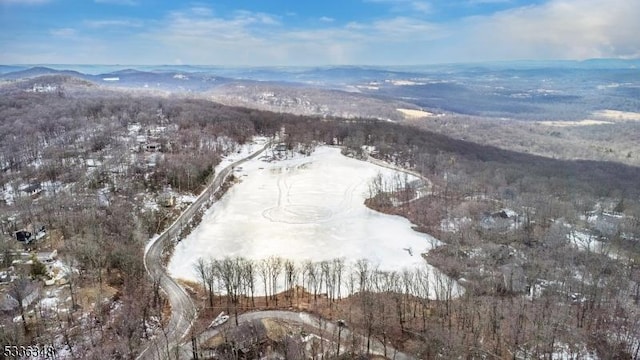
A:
[169,146,459,296]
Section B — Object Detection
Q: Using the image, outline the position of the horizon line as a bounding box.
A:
[2,57,640,68]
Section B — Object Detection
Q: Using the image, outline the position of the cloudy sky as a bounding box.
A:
[1,0,638,65]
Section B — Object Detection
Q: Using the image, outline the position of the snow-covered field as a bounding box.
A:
[169,146,458,296]
[396,108,435,119]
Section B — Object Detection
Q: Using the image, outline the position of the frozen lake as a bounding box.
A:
[169,146,459,295]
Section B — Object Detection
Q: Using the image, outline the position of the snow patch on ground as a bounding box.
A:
[178,194,197,204]
[1,183,15,205]
[516,342,598,359]
[551,342,598,360]
[593,109,640,121]
[39,297,59,311]
[568,229,615,258]
[214,136,269,175]
[397,108,434,119]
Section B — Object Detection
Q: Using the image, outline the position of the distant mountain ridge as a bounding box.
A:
[1,59,639,121]
[0,66,88,80]
[0,66,236,92]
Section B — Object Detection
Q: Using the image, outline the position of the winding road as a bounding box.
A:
[176,310,417,360]
[138,142,424,360]
[138,139,271,360]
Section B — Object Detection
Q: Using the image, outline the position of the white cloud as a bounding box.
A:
[2,0,639,65]
[371,16,442,39]
[454,0,640,60]
[319,16,335,23]
[233,10,281,26]
[144,7,444,65]
[189,6,213,17]
[49,28,76,37]
[159,8,279,42]
[409,1,432,13]
[145,1,640,64]
[83,19,142,28]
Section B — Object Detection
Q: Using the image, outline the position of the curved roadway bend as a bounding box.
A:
[178,310,417,360]
[138,140,271,360]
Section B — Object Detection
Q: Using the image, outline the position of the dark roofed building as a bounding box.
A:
[15,230,32,243]
[21,183,42,197]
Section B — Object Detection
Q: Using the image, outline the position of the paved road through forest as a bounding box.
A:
[176,310,417,360]
[138,139,271,360]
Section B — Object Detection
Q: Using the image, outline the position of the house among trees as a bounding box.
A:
[32,225,47,242]
[20,182,42,197]
[275,143,288,153]
[14,225,45,244]
[30,84,58,93]
[271,143,289,159]
[85,158,101,167]
[481,208,520,231]
[15,230,32,243]
[144,141,161,152]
